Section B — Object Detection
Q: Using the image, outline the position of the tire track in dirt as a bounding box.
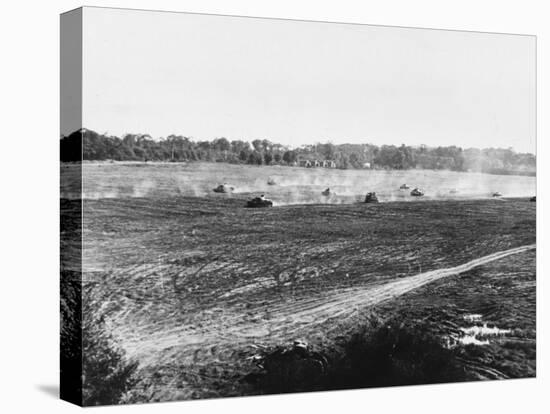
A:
[268,244,536,332]
[120,244,535,364]
[217,244,536,341]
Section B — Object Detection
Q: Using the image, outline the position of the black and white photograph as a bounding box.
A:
[5,0,550,412]
[58,6,539,407]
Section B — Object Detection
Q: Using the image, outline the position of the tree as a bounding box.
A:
[252,139,263,152]
[338,153,350,169]
[320,143,336,160]
[261,139,273,152]
[283,150,296,165]
[231,140,250,154]
[248,151,263,165]
[349,152,361,168]
[65,128,535,176]
[212,137,230,152]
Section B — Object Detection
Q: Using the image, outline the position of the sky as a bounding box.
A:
[79,7,536,153]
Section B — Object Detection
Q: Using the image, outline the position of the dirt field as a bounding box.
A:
[372,248,536,381]
[61,161,535,202]
[61,162,536,402]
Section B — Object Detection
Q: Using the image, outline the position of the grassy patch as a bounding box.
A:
[248,316,469,395]
[82,286,139,406]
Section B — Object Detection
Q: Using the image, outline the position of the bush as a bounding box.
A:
[60,271,82,404]
[332,320,467,388]
[82,297,138,406]
[251,316,469,394]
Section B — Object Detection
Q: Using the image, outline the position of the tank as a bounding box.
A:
[410,188,424,197]
[449,189,458,194]
[267,177,276,185]
[246,196,273,208]
[321,188,331,196]
[213,183,234,193]
[399,184,410,190]
[364,192,379,203]
[492,191,502,197]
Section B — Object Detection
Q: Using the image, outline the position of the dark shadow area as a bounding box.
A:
[36,384,59,399]
[245,317,470,395]
[60,197,83,405]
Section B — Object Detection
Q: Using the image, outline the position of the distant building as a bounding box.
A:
[298,159,336,168]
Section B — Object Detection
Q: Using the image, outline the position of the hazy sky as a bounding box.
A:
[80,7,535,153]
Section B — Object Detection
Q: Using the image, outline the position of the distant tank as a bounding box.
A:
[410,188,424,197]
[399,184,410,190]
[492,191,502,197]
[321,188,332,196]
[449,189,458,194]
[530,196,536,202]
[213,183,234,193]
[267,177,277,185]
[246,195,273,208]
[364,192,379,203]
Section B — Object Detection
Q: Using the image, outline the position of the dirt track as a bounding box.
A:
[118,243,535,366]
[62,164,536,400]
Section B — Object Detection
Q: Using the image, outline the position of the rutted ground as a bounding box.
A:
[371,249,537,381]
[57,161,538,401]
[71,189,535,400]
[97,243,534,366]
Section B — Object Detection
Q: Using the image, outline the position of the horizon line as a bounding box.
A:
[60,127,537,156]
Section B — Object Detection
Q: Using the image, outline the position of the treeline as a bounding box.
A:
[60,129,536,176]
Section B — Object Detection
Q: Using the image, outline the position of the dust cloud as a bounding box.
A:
[62,162,536,203]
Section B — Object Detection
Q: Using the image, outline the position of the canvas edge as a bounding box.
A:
[60,7,83,407]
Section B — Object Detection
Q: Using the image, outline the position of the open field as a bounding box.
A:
[372,248,536,380]
[61,161,535,202]
[61,162,536,402]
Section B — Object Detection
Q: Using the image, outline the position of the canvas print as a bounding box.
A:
[60,7,536,406]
